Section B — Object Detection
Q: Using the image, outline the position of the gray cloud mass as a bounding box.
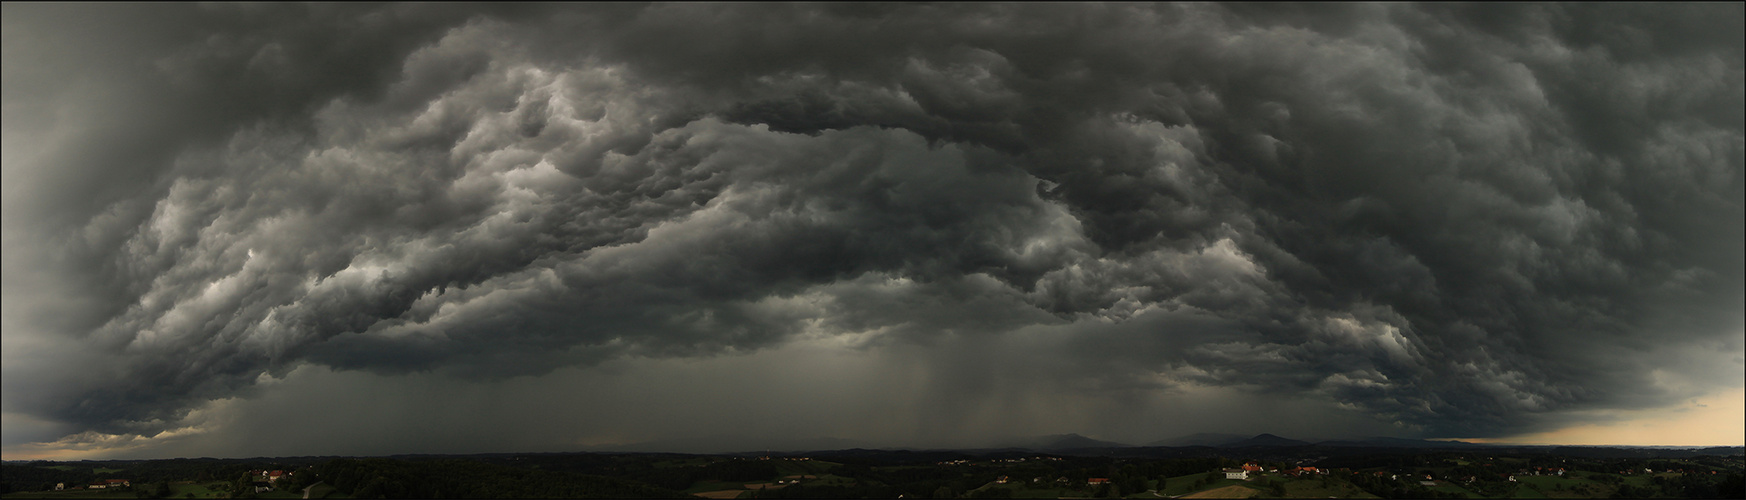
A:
[2,3,1741,451]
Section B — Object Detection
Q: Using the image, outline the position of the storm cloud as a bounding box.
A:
[3,3,1741,454]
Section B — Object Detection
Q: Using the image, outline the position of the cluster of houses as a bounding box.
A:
[245,469,295,493]
[53,479,131,491]
[1222,462,1326,480]
[250,469,292,482]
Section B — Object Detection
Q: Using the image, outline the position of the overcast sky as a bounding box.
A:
[3,3,1742,460]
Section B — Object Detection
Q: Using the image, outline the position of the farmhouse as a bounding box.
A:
[1088,478,1110,486]
[1223,468,1248,480]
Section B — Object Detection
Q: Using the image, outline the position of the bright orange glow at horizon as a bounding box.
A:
[1462,387,1746,447]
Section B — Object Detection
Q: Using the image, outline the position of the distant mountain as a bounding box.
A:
[1004,433,1132,450]
[1145,433,1249,447]
[1219,433,1311,448]
[1315,437,1488,448]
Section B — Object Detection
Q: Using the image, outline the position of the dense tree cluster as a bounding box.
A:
[313,458,685,498]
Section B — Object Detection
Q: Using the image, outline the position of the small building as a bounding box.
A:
[1088,478,1110,486]
[103,479,131,488]
[1224,469,1248,480]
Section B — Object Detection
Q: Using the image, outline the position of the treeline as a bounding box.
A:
[0,458,321,494]
[0,463,102,495]
[313,458,685,498]
[545,457,776,491]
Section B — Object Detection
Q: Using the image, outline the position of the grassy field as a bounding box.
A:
[1277,477,1381,498]
[1620,475,1657,488]
[1508,483,1548,498]
[1513,475,1613,498]
[1427,481,1483,498]
[1158,473,1248,497]
[1180,484,1260,498]
[683,480,753,494]
[304,482,345,499]
[1012,486,1093,498]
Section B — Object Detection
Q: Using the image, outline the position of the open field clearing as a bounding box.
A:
[1180,484,1260,498]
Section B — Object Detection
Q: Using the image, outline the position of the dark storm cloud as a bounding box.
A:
[3,3,1740,444]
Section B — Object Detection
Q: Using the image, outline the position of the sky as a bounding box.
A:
[2,3,1742,460]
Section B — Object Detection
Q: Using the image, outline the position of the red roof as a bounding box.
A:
[1088,478,1110,484]
[104,479,129,484]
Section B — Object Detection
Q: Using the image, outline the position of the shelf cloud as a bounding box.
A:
[3,3,1741,456]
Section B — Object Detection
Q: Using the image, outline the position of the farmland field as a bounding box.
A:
[1158,473,1248,496]
[1180,484,1260,498]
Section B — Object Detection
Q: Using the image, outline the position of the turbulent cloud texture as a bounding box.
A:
[3,3,1742,453]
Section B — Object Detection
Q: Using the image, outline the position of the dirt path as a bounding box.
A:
[301,481,326,499]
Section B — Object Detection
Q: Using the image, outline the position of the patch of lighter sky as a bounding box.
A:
[1464,387,1746,447]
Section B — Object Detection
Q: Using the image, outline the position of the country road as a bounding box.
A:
[302,481,327,499]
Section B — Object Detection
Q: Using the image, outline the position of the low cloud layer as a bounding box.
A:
[3,3,1742,455]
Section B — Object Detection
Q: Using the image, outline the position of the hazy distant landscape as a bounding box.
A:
[4,435,1743,498]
